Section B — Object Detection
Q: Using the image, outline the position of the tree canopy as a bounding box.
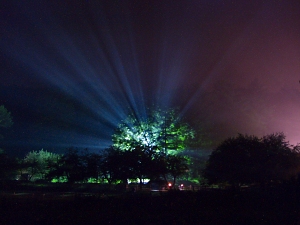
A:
[0,149,18,180]
[0,105,13,139]
[112,109,195,154]
[203,133,300,186]
[46,148,102,183]
[0,105,13,129]
[23,149,61,181]
[100,145,189,188]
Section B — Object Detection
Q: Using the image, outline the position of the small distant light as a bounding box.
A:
[168,183,172,187]
[180,184,183,187]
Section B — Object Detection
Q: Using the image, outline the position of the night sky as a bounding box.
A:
[1,0,300,156]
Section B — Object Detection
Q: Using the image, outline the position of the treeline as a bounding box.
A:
[1,132,300,189]
[0,147,189,188]
[204,133,300,187]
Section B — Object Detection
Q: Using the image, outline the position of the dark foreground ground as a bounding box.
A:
[1,184,300,225]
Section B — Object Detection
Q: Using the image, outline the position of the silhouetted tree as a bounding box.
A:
[100,146,173,188]
[166,154,188,188]
[46,149,103,183]
[0,105,13,144]
[147,152,169,183]
[204,133,300,187]
[100,146,139,187]
[126,146,160,189]
[60,148,84,183]
[0,149,18,180]
[0,105,13,129]
[82,151,102,182]
[101,146,151,187]
[99,147,121,186]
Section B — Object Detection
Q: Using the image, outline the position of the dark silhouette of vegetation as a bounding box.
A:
[2,128,300,194]
[46,148,102,183]
[0,149,18,180]
[2,106,300,224]
[0,105,13,129]
[2,131,300,225]
[204,133,300,187]
[165,154,188,187]
[3,132,300,190]
[99,146,188,189]
[42,146,189,186]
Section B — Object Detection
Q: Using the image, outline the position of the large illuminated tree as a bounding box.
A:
[112,109,195,154]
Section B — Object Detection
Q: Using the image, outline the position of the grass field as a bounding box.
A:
[1,185,300,225]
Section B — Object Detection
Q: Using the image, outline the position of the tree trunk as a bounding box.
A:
[173,176,176,189]
[163,174,168,185]
[139,177,143,190]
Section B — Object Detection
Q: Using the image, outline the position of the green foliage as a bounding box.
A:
[23,149,61,181]
[180,151,209,183]
[204,133,300,186]
[0,105,13,139]
[51,176,68,183]
[112,109,195,153]
[0,105,13,128]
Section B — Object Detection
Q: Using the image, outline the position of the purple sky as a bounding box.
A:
[1,0,300,155]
